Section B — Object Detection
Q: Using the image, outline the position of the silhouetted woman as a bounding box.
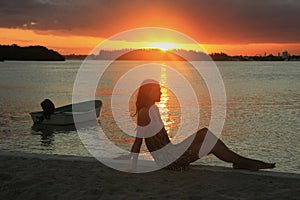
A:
[129,79,275,171]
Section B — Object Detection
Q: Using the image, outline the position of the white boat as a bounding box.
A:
[30,100,102,125]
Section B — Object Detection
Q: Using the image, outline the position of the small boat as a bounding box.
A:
[30,100,102,125]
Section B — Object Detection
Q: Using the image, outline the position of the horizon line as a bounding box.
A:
[1,43,299,57]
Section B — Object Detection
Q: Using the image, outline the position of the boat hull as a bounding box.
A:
[30,100,102,126]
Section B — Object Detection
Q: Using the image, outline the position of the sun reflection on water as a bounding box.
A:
[156,65,173,133]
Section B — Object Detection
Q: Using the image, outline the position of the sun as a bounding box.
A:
[147,42,179,51]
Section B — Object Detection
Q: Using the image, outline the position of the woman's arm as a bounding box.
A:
[130,137,143,171]
[131,137,143,153]
[130,107,150,171]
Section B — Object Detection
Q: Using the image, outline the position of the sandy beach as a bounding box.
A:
[0,152,299,200]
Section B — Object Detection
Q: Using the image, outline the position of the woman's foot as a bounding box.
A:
[233,162,276,171]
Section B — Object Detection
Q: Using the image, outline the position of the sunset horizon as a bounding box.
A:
[1,36,299,57]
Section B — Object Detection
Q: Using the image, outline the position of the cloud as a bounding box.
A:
[0,0,299,43]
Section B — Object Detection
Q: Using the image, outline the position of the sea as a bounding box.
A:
[0,60,299,174]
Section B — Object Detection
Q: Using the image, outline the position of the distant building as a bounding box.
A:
[282,51,289,59]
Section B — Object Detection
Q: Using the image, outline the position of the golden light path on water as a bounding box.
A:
[156,65,172,133]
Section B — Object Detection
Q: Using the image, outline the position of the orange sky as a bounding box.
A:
[0,0,299,56]
[1,28,299,56]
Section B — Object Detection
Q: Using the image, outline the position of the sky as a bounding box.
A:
[0,0,300,55]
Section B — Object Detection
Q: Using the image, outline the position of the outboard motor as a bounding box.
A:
[40,99,55,119]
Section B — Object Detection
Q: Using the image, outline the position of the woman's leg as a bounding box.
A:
[189,128,275,170]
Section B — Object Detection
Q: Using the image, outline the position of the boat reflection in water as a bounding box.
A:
[31,120,99,147]
[31,124,76,147]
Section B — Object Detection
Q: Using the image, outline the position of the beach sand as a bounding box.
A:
[0,152,299,200]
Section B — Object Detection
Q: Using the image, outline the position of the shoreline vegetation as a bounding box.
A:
[0,44,65,61]
[1,44,300,62]
[65,49,300,61]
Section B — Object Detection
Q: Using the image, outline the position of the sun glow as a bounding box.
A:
[147,42,179,51]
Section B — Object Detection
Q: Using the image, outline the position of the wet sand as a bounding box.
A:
[0,152,299,200]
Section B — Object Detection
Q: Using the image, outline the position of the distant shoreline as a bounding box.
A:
[64,49,300,61]
[0,44,65,61]
[1,44,299,61]
[64,58,300,62]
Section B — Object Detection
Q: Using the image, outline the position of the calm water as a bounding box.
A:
[0,60,299,173]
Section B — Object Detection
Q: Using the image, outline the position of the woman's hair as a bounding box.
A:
[132,79,159,116]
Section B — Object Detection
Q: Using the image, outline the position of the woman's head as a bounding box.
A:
[134,79,162,114]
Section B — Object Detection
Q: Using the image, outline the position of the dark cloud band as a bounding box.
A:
[0,0,299,43]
